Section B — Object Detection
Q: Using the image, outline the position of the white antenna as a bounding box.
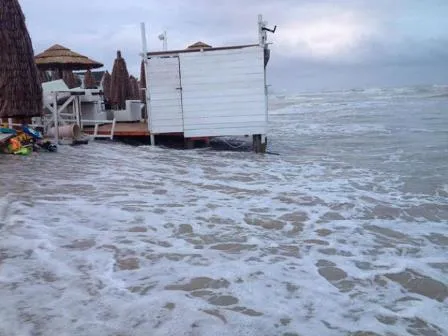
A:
[158,31,167,51]
[258,14,276,48]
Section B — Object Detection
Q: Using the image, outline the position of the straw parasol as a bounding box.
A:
[187,41,212,49]
[139,60,147,119]
[0,0,42,119]
[139,60,146,101]
[62,70,78,89]
[129,76,140,100]
[35,44,103,79]
[110,50,131,110]
[83,69,96,89]
[101,71,111,102]
[38,69,50,84]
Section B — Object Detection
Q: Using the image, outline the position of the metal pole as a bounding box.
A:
[140,22,155,145]
[258,14,264,46]
[163,31,167,51]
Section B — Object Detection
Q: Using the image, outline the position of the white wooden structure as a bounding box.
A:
[37,80,116,143]
[141,15,274,152]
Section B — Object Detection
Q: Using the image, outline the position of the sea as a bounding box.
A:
[0,85,447,336]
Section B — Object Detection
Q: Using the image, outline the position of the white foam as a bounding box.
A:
[1,89,447,335]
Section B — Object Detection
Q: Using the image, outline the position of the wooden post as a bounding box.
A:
[184,138,194,149]
[253,134,267,153]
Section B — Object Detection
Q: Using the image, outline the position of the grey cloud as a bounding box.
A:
[20,0,448,91]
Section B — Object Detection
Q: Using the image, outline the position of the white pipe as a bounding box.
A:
[53,92,59,144]
[140,22,155,145]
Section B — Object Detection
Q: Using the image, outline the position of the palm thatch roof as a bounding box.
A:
[110,50,131,110]
[187,41,212,49]
[35,44,103,71]
[0,0,42,118]
[102,71,111,102]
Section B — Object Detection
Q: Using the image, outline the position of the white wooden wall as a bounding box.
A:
[147,46,267,137]
[180,46,266,138]
[147,56,183,133]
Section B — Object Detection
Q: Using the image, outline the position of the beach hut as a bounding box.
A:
[141,15,275,152]
[0,0,42,119]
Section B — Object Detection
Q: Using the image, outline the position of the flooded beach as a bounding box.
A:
[0,85,447,336]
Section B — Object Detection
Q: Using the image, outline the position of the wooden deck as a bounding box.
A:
[84,122,150,137]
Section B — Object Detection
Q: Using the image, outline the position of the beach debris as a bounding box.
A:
[0,125,57,155]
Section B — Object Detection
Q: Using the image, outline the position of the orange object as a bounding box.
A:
[9,138,21,152]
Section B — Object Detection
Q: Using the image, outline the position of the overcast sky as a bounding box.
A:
[21,0,448,92]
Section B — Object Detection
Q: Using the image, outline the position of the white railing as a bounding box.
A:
[81,119,116,140]
[0,118,43,129]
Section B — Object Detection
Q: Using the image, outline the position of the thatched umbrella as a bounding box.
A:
[101,71,111,102]
[38,69,50,84]
[83,69,96,89]
[139,60,146,101]
[35,44,103,79]
[129,76,140,100]
[0,0,42,119]
[62,70,78,89]
[187,41,212,49]
[139,60,147,119]
[110,50,131,110]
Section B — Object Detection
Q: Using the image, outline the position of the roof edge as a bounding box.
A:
[146,44,260,57]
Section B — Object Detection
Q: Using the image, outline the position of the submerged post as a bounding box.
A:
[140,22,155,145]
[255,14,269,153]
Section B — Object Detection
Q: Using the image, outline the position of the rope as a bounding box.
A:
[219,137,248,149]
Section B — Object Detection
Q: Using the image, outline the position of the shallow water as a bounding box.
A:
[0,85,447,336]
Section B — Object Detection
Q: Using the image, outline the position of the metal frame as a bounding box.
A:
[41,92,83,144]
